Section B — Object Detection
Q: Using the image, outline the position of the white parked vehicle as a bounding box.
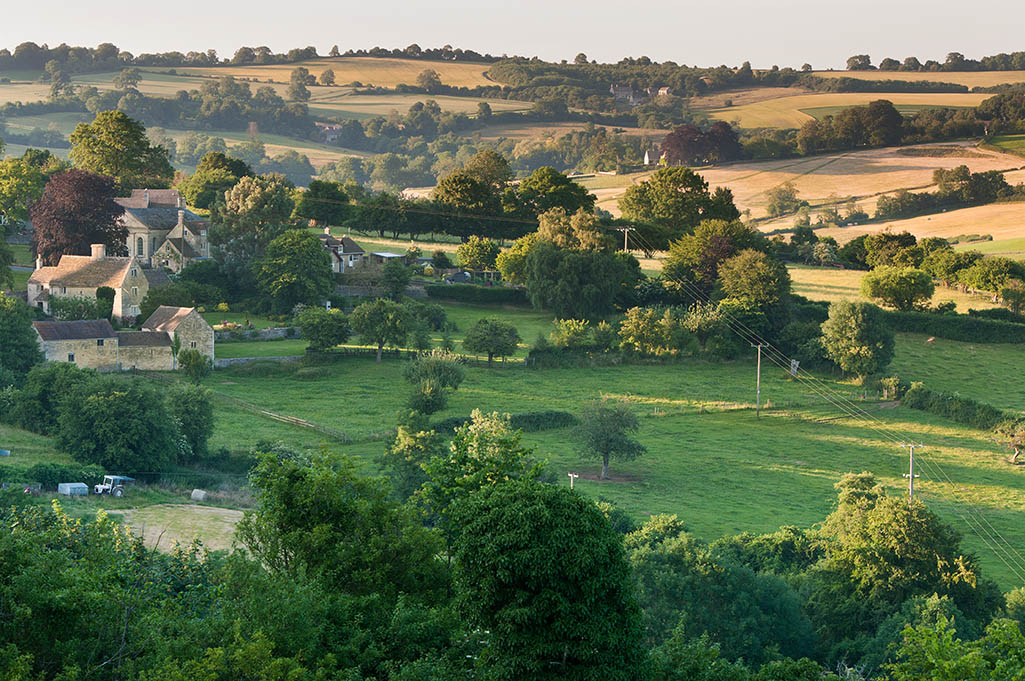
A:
[94,475,134,498]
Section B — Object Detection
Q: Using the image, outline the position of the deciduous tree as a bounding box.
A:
[295,306,351,351]
[860,266,935,311]
[256,229,332,312]
[462,318,521,365]
[820,301,895,379]
[350,298,411,361]
[69,110,174,191]
[29,169,126,266]
[575,398,646,479]
[0,293,43,388]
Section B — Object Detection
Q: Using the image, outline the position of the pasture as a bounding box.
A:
[177,57,497,89]
[188,345,1025,588]
[787,264,1001,313]
[989,134,1025,157]
[811,69,1025,88]
[701,92,991,129]
[106,504,244,552]
[955,237,1025,260]
[309,92,531,119]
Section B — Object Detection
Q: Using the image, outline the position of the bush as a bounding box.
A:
[424,283,528,305]
[25,463,106,490]
[901,384,1008,430]
[433,410,578,434]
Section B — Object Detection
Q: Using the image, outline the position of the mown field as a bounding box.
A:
[990,134,1025,157]
[811,69,1025,88]
[954,236,1025,260]
[815,201,1025,245]
[701,92,991,129]
[787,264,1002,313]
[800,103,974,120]
[177,57,498,89]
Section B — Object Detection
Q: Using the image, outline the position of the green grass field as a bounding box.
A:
[188,344,1025,588]
[989,134,1025,157]
[954,237,1025,260]
[788,264,1002,313]
[800,104,972,120]
[7,244,33,267]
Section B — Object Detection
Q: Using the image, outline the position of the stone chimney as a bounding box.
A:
[35,254,42,270]
[178,209,185,229]
[90,244,106,261]
[143,189,150,208]
[176,192,182,209]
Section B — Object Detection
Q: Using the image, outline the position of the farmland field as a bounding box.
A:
[954,236,1025,260]
[787,264,1001,313]
[106,504,244,551]
[176,57,498,89]
[185,347,1025,588]
[814,201,1025,245]
[701,92,991,129]
[309,93,531,119]
[811,69,1025,88]
[800,103,973,120]
[989,134,1025,157]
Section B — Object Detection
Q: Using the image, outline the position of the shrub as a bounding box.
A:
[901,384,1007,430]
[26,462,106,490]
[424,283,528,305]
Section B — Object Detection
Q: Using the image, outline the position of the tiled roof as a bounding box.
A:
[142,305,195,332]
[33,319,116,341]
[36,255,132,289]
[161,236,201,259]
[114,189,182,209]
[117,330,171,347]
[142,268,172,288]
[319,234,365,254]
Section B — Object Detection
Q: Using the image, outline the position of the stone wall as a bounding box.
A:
[335,284,426,298]
[39,338,119,372]
[174,310,215,360]
[214,356,302,368]
[119,345,174,371]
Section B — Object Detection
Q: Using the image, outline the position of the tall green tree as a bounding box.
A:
[717,249,792,307]
[255,229,333,312]
[0,293,43,388]
[525,241,642,319]
[820,301,895,379]
[663,219,769,293]
[29,169,126,266]
[293,180,349,226]
[619,167,739,238]
[165,383,214,458]
[177,152,252,210]
[455,234,500,271]
[575,398,647,479]
[69,110,174,191]
[210,174,295,270]
[295,306,350,351]
[515,166,596,217]
[0,157,47,229]
[350,298,411,361]
[453,480,647,681]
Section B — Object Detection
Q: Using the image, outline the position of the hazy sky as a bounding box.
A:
[4,0,1024,69]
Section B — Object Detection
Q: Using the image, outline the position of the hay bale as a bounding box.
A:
[190,489,207,502]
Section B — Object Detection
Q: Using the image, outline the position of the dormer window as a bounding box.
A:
[131,268,138,277]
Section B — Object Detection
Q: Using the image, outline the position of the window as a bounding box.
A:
[131,286,138,297]
[97,339,104,347]
[67,353,75,363]
[131,269,137,277]
[137,237,144,256]
[152,237,158,253]
[190,341,197,349]
[61,287,67,294]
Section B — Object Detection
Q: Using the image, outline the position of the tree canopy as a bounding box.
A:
[29,169,126,266]
[69,110,174,191]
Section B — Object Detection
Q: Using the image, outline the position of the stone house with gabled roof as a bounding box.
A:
[318,228,366,272]
[30,306,214,372]
[27,244,164,321]
[115,189,210,272]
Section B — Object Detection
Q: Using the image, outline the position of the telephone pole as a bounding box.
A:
[902,443,922,501]
[615,227,635,252]
[751,343,764,417]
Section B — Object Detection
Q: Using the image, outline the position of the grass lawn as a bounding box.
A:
[0,424,75,468]
[201,311,288,330]
[7,244,33,266]
[6,268,30,292]
[891,333,1025,412]
[788,264,1001,313]
[106,504,244,551]
[215,339,307,359]
[990,134,1025,157]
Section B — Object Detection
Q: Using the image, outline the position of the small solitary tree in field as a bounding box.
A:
[463,318,521,365]
[351,298,411,362]
[416,68,442,93]
[860,266,935,311]
[178,348,212,384]
[575,399,646,480]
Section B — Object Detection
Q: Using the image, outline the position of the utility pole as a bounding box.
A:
[902,443,922,501]
[615,227,635,252]
[567,472,579,489]
[751,343,764,417]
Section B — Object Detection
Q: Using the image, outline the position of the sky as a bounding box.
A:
[3,0,1025,70]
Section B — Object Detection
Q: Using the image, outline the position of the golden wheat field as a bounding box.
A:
[177,57,496,88]
[812,70,1025,88]
[814,202,1025,245]
[703,92,992,128]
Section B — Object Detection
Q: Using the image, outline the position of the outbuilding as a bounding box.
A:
[57,482,89,496]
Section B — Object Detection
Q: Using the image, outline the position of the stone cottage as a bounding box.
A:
[27,244,169,321]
